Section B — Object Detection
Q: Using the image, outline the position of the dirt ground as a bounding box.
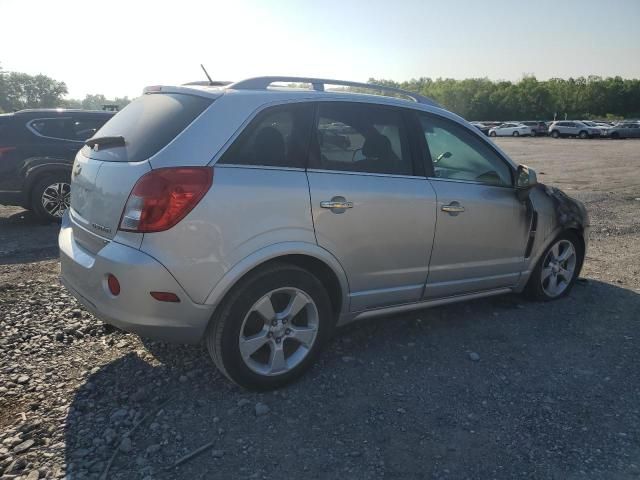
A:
[0,137,639,479]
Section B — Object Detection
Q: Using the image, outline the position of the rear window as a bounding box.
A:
[82,93,213,162]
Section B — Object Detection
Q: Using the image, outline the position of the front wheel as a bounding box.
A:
[489,131,497,137]
[512,131,520,137]
[205,263,333,390]
[551,130,560,139]
[579,130,589,139]
[610,132,620,139]
[530,130,537,137]
[30,173,71,222]
[525,232,583,301]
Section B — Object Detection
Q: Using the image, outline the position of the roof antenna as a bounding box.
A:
[200,64,214,86]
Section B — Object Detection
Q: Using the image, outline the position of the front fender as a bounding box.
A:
[203,241,350,314]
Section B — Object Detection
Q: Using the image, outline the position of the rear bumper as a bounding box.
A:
[58,214,214,343]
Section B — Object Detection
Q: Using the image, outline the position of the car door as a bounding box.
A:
[416,112,530,298]
[307,102,437,311]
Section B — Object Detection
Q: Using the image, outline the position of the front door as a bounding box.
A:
[307,102,437,311]
[416,112,530,298]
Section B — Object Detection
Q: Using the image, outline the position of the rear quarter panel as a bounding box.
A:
[139,165,317,304]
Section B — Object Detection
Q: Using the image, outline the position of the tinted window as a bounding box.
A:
[72,117,110,141]
[419,114,512,187]
[219,103,313,168]
[311,103,413,175]
[83,93,213,162]
[29,118,77,140]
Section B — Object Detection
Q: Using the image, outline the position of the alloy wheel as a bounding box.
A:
[238,287,319,376]
[541,239,577,297]
[41,182,70,218]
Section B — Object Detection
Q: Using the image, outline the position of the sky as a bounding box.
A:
[1,0,639,99]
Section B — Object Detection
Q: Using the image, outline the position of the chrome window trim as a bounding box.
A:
[214,163,306,173]
[307,168,425,180]
[426,176,515,190]
[26,117,84,143]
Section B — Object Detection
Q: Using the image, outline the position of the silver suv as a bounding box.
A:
[59,77,589,389]
[548,120,602,139]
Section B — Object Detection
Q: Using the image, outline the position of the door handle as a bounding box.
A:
[320,196,353,213]
[441,202,465,215]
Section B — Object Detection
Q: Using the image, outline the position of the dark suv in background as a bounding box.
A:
[521,121,548,136]
[0,109,113,221]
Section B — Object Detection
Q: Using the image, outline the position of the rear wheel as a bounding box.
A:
[30,173,71,222]
[525,232,583,301]
[512,131,520,137]
[205,263,333,390]
[610,132,620,139]
[530,130,537,137]
[489,131,497,137]
[551,130,560,139]
[579,130,589,139]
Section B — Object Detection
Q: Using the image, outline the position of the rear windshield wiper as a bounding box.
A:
[85,135,125,150]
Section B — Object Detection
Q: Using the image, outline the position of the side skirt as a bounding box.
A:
[336,287,513,327]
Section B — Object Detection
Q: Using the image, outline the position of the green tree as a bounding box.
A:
[0,68,68,112]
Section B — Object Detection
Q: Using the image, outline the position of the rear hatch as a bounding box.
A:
[69,91,215,245]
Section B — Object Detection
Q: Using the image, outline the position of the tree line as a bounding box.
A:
[2,64,639,121]
[369,75,640,121]
[0,65,131,113]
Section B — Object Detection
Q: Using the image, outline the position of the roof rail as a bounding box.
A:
[228,76,440,107]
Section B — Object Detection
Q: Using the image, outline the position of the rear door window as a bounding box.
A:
[309,102,414,176]
[82,93,213,162]
[72,117,110,141]
[28,118,77,141]
[218,103,314,168]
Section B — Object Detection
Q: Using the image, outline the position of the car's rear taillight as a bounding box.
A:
[0,146,16,158]
[119,167,213,233]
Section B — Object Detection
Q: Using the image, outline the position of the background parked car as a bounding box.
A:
[548,121,602,139]
[0,109,114,221]
[470,122,491,136]
[488,123,532,137]
[608,122,640,139]
[521,121,548,136]
[581,120,610,137]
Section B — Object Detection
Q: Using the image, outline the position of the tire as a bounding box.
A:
[551,130,560,139]
[530,130,537,137]
[205,263,333,390]
[579,130,589,139]
[610,132,620,139]
[30,173,71,223]
[524,231,584,301]
[489,131,497,137]
[512,131,520,137]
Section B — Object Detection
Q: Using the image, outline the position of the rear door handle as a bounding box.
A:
[441,202,465,215]
[320,196,353,213]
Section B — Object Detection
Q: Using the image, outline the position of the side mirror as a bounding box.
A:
[516,164,537,189]
[516,164,538,201]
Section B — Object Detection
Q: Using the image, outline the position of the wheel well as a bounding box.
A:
[272,255,343,316]
[566,227,586,276]
[229,255,344,316]
[24,166,71,208]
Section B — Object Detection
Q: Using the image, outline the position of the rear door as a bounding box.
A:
[307,102,437,311]
[417,113,529,298]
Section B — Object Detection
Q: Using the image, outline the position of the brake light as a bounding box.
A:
[119,167,213,232]
[0,146,16,157]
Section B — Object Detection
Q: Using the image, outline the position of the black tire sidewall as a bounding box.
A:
[525,231,583,301]
[30,173,70,223]
[210,265,333,390]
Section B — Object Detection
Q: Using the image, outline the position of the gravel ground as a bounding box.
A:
[1,138,639,480]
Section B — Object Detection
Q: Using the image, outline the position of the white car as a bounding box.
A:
[488,123,532,137]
